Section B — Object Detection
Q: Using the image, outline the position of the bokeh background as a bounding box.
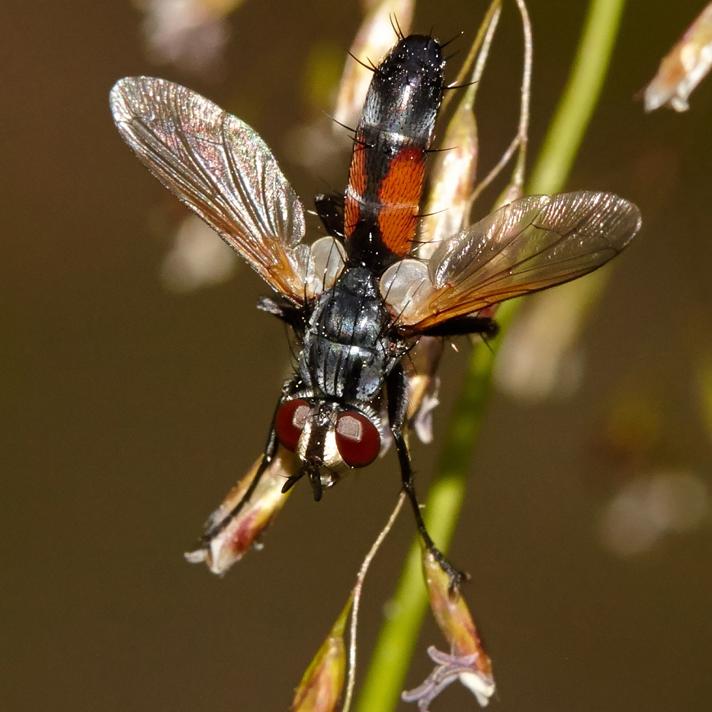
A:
[4,1,712,710]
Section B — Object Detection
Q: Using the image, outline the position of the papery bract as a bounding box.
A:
[292,597,352,712]
[403,549,495,709]
[644,3,712,112]
[185,449,295,574]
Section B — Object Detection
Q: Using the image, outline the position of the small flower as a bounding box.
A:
[291,596,352,712]
[402,549,495,710]
[160,214,238,293]
[136,0,244,76]
[644,2,712,112]
[184,448,296,574]
[402,646,495,710]
[418,80,479,260]
[406,337,443,445]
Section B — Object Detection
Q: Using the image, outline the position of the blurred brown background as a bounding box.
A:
[3,1,712,710]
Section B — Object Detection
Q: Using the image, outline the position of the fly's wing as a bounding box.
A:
[110,77,308,302]
[398,192,641,331]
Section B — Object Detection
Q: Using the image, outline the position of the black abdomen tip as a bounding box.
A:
[377,35,444,90]
[361,34,445,139]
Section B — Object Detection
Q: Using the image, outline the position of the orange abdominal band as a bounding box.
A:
[344,144,367,238]
[377,147,425,256]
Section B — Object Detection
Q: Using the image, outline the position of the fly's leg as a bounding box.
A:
[314,192,345,239]
[256,295,305,332]
[200,385,295,543]
[387,364,469,592]
[418,315,499,339]
[200,430,278,544]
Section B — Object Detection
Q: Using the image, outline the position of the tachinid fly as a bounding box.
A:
[110,34,641,587]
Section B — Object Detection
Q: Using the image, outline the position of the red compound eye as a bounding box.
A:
[335,410,380,468]
[275,399,311,452]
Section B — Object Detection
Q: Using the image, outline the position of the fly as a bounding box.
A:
[110,34,641,588]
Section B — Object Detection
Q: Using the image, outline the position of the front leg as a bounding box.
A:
[201,383,295,543]
[418,314,499,339]
[256,295,306,333]
[314,192,345,239]
[386,363,469,592]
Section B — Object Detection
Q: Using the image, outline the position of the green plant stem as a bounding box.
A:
[353,2,628,711]
[528,0,626,194]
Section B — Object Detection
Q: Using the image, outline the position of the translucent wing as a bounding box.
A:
[397,191,641,330]
[110,77,309,302]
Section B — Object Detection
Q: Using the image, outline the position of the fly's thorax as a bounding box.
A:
[298,267,403,402]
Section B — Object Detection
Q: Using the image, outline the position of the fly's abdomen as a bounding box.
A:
[344,35,444,265]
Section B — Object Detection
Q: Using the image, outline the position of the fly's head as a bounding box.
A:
[274,395,386,500]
